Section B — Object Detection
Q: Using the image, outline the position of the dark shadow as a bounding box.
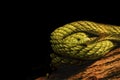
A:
[49,60,96,80]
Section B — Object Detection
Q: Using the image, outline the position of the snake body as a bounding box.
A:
[50,21,120,67]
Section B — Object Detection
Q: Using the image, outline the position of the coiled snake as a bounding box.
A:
[50,21,120,68]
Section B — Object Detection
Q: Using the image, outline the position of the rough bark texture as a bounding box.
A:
[48,48,120,80]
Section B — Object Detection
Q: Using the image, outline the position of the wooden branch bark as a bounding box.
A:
[48,48,120,80]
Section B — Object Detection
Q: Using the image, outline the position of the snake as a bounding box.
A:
[50,21,120,68]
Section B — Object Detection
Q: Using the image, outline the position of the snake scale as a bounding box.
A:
[50,21,120,68]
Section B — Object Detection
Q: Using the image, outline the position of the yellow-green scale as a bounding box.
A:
[50,21,120,67]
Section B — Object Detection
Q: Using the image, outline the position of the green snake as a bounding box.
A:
[50,21,120,68]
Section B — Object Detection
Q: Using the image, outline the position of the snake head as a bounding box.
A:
[63,32,90,47]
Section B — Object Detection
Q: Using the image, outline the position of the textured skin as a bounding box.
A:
[50,21,120,68]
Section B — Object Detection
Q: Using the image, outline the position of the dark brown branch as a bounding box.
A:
[48,48,120,80]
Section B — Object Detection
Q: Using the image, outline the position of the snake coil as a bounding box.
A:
[50,21,120,68]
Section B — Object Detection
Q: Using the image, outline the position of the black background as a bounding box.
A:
[4,2,120,80]
[22,9,120,79]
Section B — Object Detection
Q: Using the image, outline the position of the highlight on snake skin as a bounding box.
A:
[50,21,120,68]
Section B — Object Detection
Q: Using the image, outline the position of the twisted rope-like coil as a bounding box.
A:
[50,21,120,68]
